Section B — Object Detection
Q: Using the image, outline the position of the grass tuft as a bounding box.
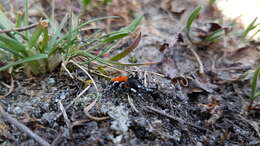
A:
[0,6,145,76]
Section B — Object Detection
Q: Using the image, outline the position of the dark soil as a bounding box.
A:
[0,0,260,146]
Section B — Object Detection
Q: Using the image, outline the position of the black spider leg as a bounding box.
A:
[128,77,155,93]
[128,88,145,101]
[125,79,147,100]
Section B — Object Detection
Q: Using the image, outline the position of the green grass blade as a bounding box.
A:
[0,35,28,56]
[254,93,260,99]
[40,27,49,53]
[49,15,112,55]
[104,0,112,4]
[62,16,118,42]
[24,0,29,38]
[0,11,15,29]
[81,42,116,64]
[100,15,143,44]
[47,14,68,54]
[0,54,48,71]
[208,0,216,6]
[103,15,144,37]
[71,16,118,36]
[110,32,141,61]
[15,12,23,27]
[251,66,260,99]
[102,15,143,40]
[81,0,92,6]
[77,50,157,67]
[241,17,258,40]
[186,6,202,35]
[0,11,18,40]
[0,41,24,57]
[120,15,143,33]
[59,16,120,54]
[27,24,45,49]
[206,29,225,42]
[102,31,129,43]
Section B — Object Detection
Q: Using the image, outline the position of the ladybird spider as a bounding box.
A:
[110,74,151,93]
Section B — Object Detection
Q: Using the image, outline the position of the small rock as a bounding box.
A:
[47,78,56,86]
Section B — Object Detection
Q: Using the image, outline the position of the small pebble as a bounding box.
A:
[47,78,56,86]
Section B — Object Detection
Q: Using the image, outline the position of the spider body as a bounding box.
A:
[111,75,150,93]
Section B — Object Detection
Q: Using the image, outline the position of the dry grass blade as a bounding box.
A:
[84,99,109,121]
[61,62,74,79]
[57,100,72,135]
[4,75,14,97]
[237,115,260,137]
[69,60,99,93]
[71,119,91,127]
[189,46,204,74]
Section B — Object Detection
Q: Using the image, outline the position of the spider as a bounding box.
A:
[110,74,152,93]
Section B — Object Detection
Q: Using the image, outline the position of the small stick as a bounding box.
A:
[0,105,50,146]
[146,106,209,132]
[54,86,90,121]
[237,115,260,137]
[0,75,14,98]
[0,22,39,33]
[143,71,148,88]
[189,47,205,74]
[51,133,64,146]
[51,128,69,146]
[127,94,140,114]
[61,62,74,79]
[57,100,72,134]
[5,76,14,97]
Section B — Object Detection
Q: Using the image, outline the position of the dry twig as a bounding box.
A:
[0,105,50,146]
[54,86,90,121]
[0,22,39,33]
[189,46,205,74]
[237,115,260,137]
[62,62,74,79]
[51,129,69,146]
[0,75,14,98]
[57,100,72,134]
[146,106,209,132]
[127,94,140,113]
